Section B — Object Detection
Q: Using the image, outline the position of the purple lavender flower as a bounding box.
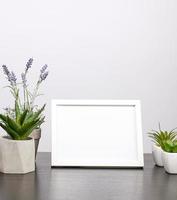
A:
[9,71,17,86]
[39,71,49,82]
[2,65,10,76]
[11,72,17,82]
[40,64,48,74]
[38,64,49,83]
[21,73,27,88]
[2,65,17,86]
[25,58,33,73]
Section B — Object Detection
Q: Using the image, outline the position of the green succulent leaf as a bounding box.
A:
[0,114,7,123]
[172,146,177,153]
[19,109,28,125]
[0,122,20,140]
[20,117,45,140]
[7,116,21,133]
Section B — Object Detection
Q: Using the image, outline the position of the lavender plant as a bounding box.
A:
[2,58,49,112]
[0,59,49,139]
[29,63,49,110]
[2,65,21,107]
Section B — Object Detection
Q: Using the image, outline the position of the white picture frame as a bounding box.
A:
[51,100,144,167]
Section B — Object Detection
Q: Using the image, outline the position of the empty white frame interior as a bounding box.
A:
[52,100,144,167]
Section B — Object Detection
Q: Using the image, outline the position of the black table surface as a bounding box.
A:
[0,153,176,200]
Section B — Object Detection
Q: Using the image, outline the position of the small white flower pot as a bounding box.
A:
[152,144,163,167]
[0,136,35,174]
[162,151,177,174]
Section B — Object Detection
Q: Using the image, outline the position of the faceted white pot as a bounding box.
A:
[162,151,177,174]
[152,144,163,167]
[0,136,35,174]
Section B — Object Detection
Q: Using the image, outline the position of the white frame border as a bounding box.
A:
[51,99,144,167]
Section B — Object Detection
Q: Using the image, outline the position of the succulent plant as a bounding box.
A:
[148,124,177,147]
[0,101,45,140]
[161,139,177,153]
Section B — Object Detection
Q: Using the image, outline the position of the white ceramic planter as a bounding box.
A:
[152,144,163,167]
[0,136,35,174]
[30,128,41,158]
[162,151,177,174]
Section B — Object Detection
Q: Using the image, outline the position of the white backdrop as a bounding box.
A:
[0,0,177,153]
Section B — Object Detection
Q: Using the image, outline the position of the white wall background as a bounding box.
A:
[0,0,177,153]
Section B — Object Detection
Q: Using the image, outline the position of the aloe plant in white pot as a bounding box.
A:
[0,102,45,174]
[1,59,49,158]
[148,124,177,167]
[161,139,177,174]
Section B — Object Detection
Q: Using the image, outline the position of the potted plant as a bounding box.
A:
[0,60,48,173]
[161,139,177,174]
[148,124,177,167]
[1,58,49,157]
[0,102,45,174]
